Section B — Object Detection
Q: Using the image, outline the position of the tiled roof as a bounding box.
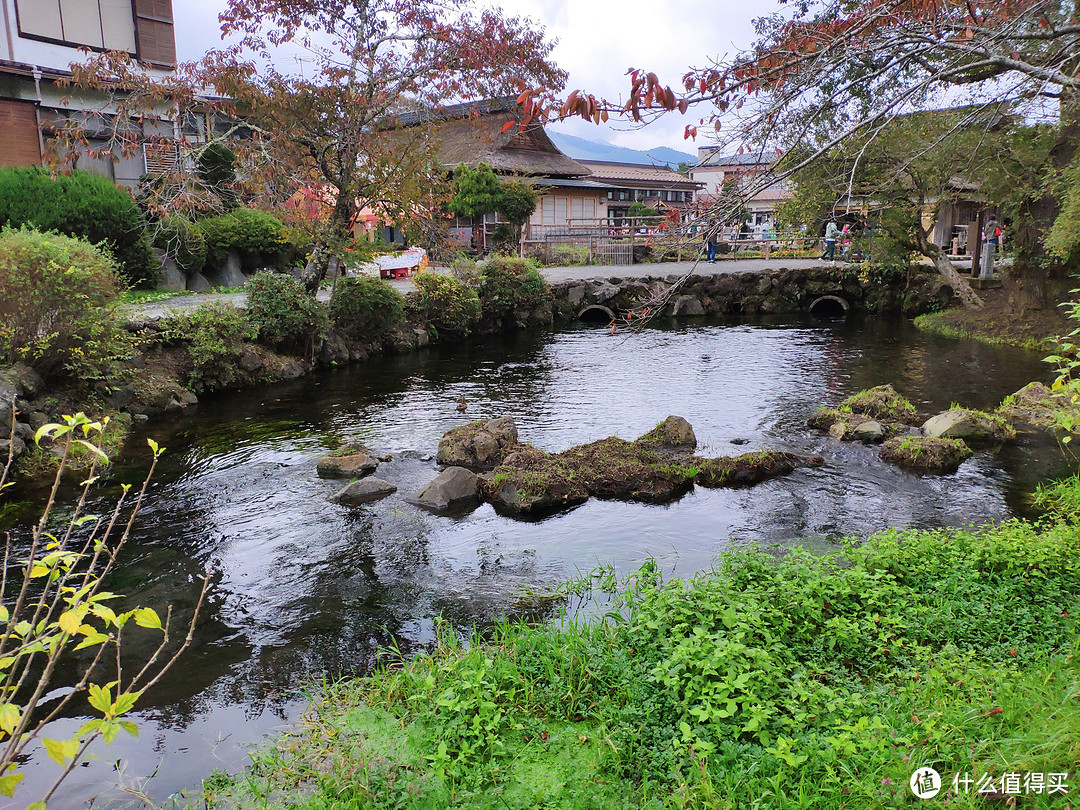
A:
[580,161,700,188]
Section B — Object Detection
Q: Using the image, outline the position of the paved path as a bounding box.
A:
[125,257,827,320]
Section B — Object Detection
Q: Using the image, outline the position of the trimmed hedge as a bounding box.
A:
[330,276,406,345]
[200,208,288,268]
[0,167,157,286]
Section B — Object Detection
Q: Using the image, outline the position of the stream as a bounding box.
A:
[4,314,1067,809]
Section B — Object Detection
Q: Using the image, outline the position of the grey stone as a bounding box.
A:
[158,253,187,292]
[12,421,34,442]
[673,296,705,316]
[0,437,26,459]
[240,349,264,372]
[204,249,249,288]
[757,276,774,295]
[10,363,43,398]
[922,410,996,440]
[104,384,136,410]
[567,285,586,305]
[187,272,213,292]
[414,328,430,347]
[331,477,397,505]
[850,419,885,443]
[473,431,499,464]
[317,450,377,478]
[27,411,48,431]
[319,332,350,365]
[278,359,305,380]
[828,422,848,440]
[408,466,480,512]
[177,389,199,407]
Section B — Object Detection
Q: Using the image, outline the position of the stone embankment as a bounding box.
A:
[547,265,952,323]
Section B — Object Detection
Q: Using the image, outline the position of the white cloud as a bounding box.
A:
[173,0,769,155]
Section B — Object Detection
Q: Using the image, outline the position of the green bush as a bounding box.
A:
[199,208,287,268]
[0,167,157,286]
[330,276,406,345]
[245,271,329,355]
[476,255,547,327]
[167,302,255,391]
[409,273,481,339]
[0,227,129,379]
[153,215,207,277]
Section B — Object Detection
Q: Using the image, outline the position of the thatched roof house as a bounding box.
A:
[390,97,591,179]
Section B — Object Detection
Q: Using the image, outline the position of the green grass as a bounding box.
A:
[119,288,193,305]
[913,312,1055,353]
[204,478,1080,810]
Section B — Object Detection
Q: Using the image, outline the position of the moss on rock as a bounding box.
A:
[838,384,918,424]
[880,435,973,473]
[921,408,1017,444]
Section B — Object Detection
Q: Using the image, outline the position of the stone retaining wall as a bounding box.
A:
[548,266,952,322]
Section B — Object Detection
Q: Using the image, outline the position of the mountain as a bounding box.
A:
[547,132,696,169]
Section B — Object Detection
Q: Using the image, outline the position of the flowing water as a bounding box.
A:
[4,315,1067,808]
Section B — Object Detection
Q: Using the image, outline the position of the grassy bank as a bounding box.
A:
[203,480,1080,809]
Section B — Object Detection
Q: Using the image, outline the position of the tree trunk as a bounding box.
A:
[302,188,355,294]
[919,235,983,310]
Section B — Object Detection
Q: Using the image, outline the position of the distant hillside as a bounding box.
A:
[548,132,696,169]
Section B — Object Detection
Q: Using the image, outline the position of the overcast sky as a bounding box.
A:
[173,0,770,156]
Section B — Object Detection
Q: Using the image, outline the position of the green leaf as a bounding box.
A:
[133,608,162,631]
[73,633,110,651]
[58,611,82,636]
[112,691,141,715]
[119,720,139,738]
[0,704,20,735]
[73,440,110,464]
[87,683,112,715]
[42,736,71,765]
[0,605,8,624]
[0,773,24,798]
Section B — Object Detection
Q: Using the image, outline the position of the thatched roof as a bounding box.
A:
[390,97,591,179]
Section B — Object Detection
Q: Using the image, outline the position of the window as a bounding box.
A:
[16,0,137,52]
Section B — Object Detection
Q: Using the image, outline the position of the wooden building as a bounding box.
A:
[579,160,701,225]
[0,0,177,185]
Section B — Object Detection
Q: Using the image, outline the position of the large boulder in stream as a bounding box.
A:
[879,436,973,474]
[478,416,823,518]
[409,466,480,513]
[437,416,519,468]
[921,408,1017,444]
[331,477,397,504]
[317,444,378,478]
[809,385,919,444]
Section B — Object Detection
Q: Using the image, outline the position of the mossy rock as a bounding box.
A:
[809,407,896,442]
[694,451,824,487]
[437,415,519,468]
[636,416,697,451]
[879,436,973,474]
[997,382,1080,433]
[921,408,1017,444]
[837,384,918,424]
[317,443,378,478]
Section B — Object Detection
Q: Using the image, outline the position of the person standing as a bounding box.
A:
[820,219,839,261]
[840,223,852,261]
[704,219,719,263]
[981,214,1002,279]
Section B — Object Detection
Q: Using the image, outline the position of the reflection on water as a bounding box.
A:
[6,315,1066,808]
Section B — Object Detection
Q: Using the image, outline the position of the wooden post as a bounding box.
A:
[630,228,635,264]
[764,240,771,260]
[971,211,984,276]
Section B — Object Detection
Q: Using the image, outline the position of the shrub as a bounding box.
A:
[199,208,288,268]
[0,227,129,380]
[153,215,208,277]
[167,302,255,391]
[409,273,481,338]
[0,167,157,286]
[330,276,406,345]
[476,255,547,327]
[245,271,329,355]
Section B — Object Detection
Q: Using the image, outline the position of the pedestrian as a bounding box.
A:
[704,220,718,264]
[840,223,852,261]
[980,214,1002,279]
[820,219,839,261]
